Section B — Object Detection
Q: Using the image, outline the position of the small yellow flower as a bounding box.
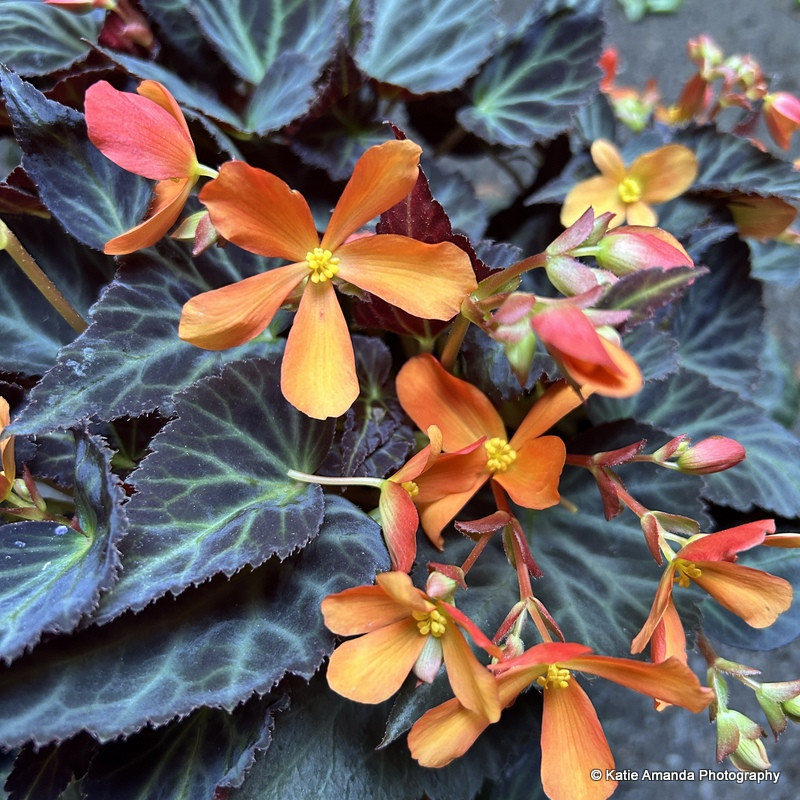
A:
[561,140,698,229]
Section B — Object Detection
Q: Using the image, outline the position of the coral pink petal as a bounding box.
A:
[678,520,775,562]
[379,481,419,572]
[281,280,358,419]
[321,140,422,251]
[199,162,319,261]
[136,80,192,138]
[85,81,195,180]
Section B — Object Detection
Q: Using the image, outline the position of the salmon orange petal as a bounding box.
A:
[678,520,775,562]
[321,585,410,635]
[568,654,713,712]
[179,261,307,350]
[408,696,491,768]
[85,81,196,180]
[630,145,697,203]
[693,562,793,628]
[336,235,475,320]
[199,162,318,261]
[510,381,585,448]
[391,426,443,483]
[590,139,626,180]
[441,628,501,721]
[624,200,658,227]
[532,306,618,369]
[558,337,642,398]
[375,571,433,613]
[493,435,566,510]
[379,480,419,572]
[281,280,359,419]
[561,176,625,228]
[321,139,422,252]
[136,80,192,138]
[630,568,677,654]
[104,177,194,255]
[541,681,616,800]
[396,354,505,450]
[326,618,426,703]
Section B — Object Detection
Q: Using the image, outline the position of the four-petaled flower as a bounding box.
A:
[0,397,15,503]
[632,520,793,654]
[85,80,214,255]
[179,140,477,419]
[321,571,502,722]
[561,140,698,229]
[395,354,584,546]
[408,640,713,800]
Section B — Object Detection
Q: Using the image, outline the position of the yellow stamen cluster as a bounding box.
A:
[617,175,643,204]
[485,437,517,473]
[673,559,703,588]
[401,480,419,499]
[413,608,447,638]
[537,663,572,690]
[306,247,340,283]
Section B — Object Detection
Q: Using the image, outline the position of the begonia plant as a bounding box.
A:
[1,2,800,799]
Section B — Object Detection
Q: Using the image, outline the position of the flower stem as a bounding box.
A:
[440,313,471,372]
[1,219,87,334]
[286,468,383,489]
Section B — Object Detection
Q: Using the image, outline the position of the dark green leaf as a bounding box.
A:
[0,68,152,252]
[83,696,282,799]
[355,0,500,94]
[456,8,603,146]
[748,238,800,287]
[9,242,281,436]
[0,496,388,747]
[94,358,332,624]
[0,430,125,664]
[0,2,101,77]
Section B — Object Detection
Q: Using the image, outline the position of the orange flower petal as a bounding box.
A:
[555,336,643,398]
[441,627,501,721]
[178,262,307,350]
[624,200,658,227]
[85,81,196,180]
[0,398,14,500]
[199,162,318,261]
[281,280,359,419]
[336,236,475,320]
[325,618,426,703]
[510,381,585,447]
[693,561,793,628]
[321,585,410,635]
[651,601,688,711]
[390,425,443,483]
[105,177,194,255]
[678,520,774,562]
[396,354,505,450]
[378,480,419,572]
[590,139,626,180]
[374,572,433,615]
[561,176,625,228]
[630,567,676,654]
[567,654,713,712]
[492,435,566,510]
[541,680,616,800]
[561,175,625,228]
[629,144,697,204]
[136,80,192,139]
[321,140,422,252]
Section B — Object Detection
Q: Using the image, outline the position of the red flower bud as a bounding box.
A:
[676,436,746,474]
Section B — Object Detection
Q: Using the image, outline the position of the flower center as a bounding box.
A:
[306,247,340,283]
[673,559,703,588]
[412,608,447,638]
[402,480,419,499]
[537,663,572,690]
[485,437,517,473]
[617,175,643,204]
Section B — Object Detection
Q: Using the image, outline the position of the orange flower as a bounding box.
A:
[0,397,15,502]
[632,520,793,654]
[179,141,476,419]
[561,140,697,229]
[530,305,643,397]
[395,355,584,546]
[85,80,213,255]
[321,571,501,721]
[408,640,713,800]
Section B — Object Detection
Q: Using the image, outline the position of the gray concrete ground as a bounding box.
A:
[593,3,800,799]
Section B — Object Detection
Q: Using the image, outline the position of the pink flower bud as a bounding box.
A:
[676,436,746,474]
[763,92,800,150]
[595,226,693,275]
